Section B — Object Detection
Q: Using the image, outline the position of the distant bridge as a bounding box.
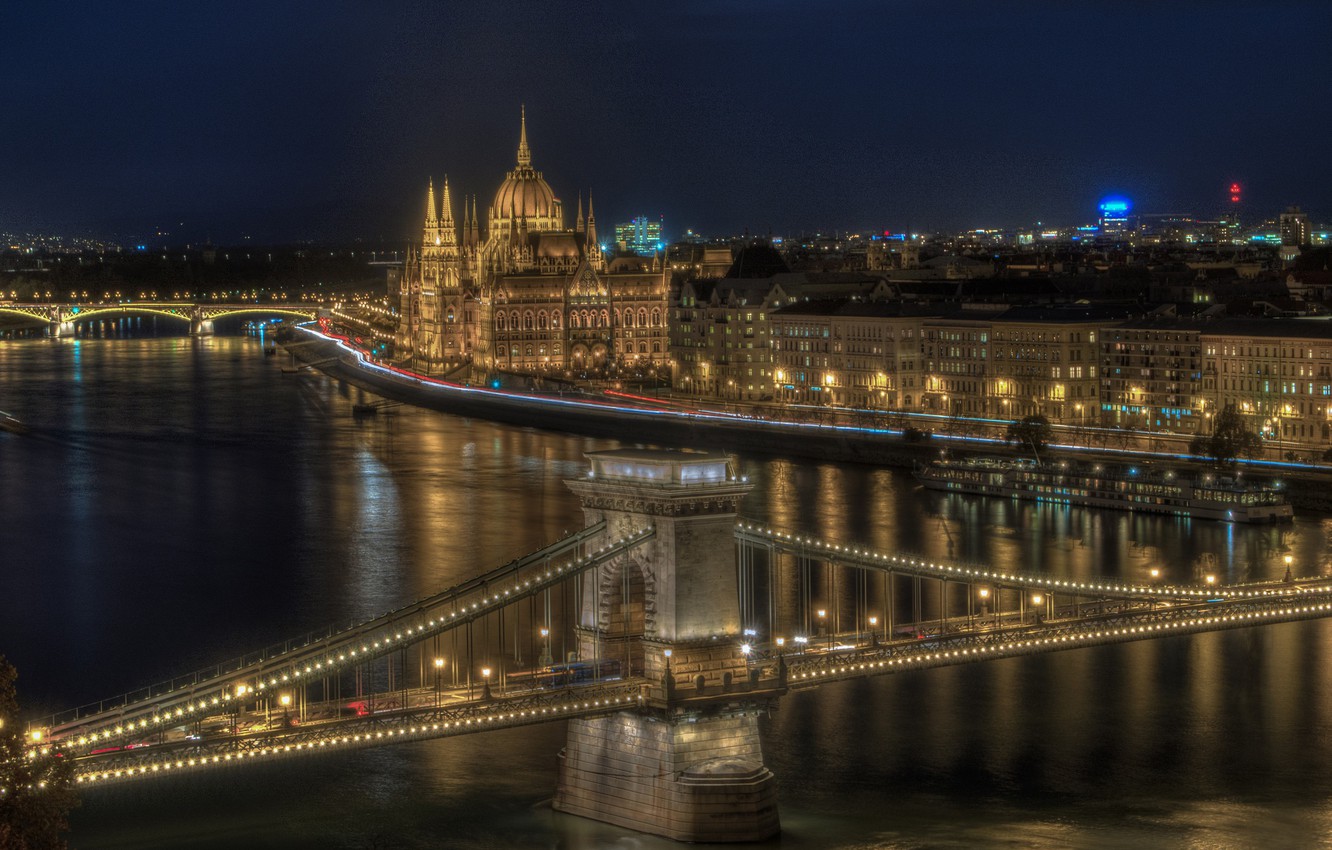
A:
[0,301,319,335]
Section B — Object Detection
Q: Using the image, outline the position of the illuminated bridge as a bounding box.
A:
[24,450,1332,843]
[0,301,319,336]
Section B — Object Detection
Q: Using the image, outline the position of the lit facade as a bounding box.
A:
[397,110,669,375]
[614,216,664,257]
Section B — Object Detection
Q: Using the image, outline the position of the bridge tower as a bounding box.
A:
[554,449,780,843]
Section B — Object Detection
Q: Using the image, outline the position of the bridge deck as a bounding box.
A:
[63,583,1332,786]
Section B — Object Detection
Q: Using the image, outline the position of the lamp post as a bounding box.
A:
[868,615,879,646]
[433,657,444,706]
[816,608,828,650]
[1285,554,1294,582]
[280,693,291,724]
[539,627,552,667]
[481,667,492,701]
[978,587,990,625]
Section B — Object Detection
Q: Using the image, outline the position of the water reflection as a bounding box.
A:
[1,336,1331,848]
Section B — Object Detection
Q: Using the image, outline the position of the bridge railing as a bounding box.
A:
[72,679,650,786]
[774,585,1332,689]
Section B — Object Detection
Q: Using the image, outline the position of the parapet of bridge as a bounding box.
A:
[555,449,781,843]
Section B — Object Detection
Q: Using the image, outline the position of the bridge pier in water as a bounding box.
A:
[554,449,781,843]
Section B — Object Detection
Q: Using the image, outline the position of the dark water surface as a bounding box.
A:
[4,336,1332,849]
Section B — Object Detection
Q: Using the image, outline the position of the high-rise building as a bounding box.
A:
[1098,197,1132,238]
[1281,206,1311,246]
[614,216,664,256]
[1279,205,1310,263]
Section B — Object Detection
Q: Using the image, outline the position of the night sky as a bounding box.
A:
[4,0,1329,243]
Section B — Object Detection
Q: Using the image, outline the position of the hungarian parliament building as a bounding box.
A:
[395,109,668,375]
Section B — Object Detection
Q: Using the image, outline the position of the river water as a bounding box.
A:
[3,334,1332,849]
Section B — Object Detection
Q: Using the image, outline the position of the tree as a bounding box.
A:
[0,656,78,850]
[1005,415,1052,458]
[1189,404,1263,466]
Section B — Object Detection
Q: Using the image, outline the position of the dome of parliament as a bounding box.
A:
[490,107,561,231]
[494,167,556,221]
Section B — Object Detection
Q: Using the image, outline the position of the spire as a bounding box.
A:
[439,175,457,248]
[440,175,454,225]
[516,104,531,167]
[586,193,597,246]
[425,178,438,226]
[575,193,584,232]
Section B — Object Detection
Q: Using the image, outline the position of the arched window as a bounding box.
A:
[638,342,647,354]
[525,345,533,357]
[600,309,609,327]
[551,312,561,329]
[496,345,507,357]
[524,312,534,331]
[538,312,548,330]
[638,308,647,327]
[651,308,661,327]
[446,308,455,323]
[652,341,661,353]
[496,313,507,331]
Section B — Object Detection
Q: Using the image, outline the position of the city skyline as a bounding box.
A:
[3,1,1330,244]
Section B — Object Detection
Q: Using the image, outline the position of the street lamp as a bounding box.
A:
[1285,554,1294,582]
[868,615,879,644]
[433,658,445,706]
[1030,593,1044,623]
[539,627,552,667]
[481,667,493,701]
[279,693,291,722]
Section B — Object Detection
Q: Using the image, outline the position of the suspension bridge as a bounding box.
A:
[23,449,1332,842]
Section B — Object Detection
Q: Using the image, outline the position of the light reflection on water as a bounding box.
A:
[1,337,1331,848]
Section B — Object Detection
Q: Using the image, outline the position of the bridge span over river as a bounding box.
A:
[24,449,1332,842]
[0,301,318,336]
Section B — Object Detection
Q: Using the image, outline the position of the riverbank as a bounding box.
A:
[285,329,1332,513]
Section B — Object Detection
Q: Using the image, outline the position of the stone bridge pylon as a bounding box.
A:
[554,449,781,842]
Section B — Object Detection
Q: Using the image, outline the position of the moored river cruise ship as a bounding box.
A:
[915,457,1293,523]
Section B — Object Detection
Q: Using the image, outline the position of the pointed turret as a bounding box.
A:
[439,176,458,248]
[517,104,531,167]
[586,193,598,246]
[423,178,442,249]
[575,193,584,232]
[440,176,454,225]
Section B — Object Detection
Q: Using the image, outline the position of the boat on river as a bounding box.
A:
[915,456,1293,523]
[0,410,27,435]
